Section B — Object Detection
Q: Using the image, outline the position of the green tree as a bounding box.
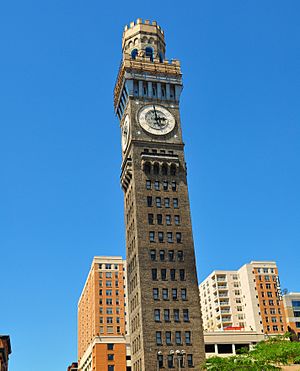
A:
[201,335,300,371]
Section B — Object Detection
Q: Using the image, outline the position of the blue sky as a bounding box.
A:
[0,1,299,370]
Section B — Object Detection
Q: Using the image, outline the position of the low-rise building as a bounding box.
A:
[283,293,300,340]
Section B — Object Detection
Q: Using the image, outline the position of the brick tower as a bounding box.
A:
[114,19,205,370]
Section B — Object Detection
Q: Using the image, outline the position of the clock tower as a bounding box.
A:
[114,19,205,370]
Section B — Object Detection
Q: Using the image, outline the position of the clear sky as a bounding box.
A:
[0,1,299,370]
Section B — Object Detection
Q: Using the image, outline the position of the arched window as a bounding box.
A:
[144,162,151,174]
[162,163,168,175]
[145,47,154,62]
[170,164,177,176]
[159,51,164,63]
[153,163,159,175]
[131,49,138,60]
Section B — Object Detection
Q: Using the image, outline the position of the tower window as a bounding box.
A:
[163,181,168,190]
[159,250,165,261]
[152,269,158,280]
[172,289,178,300]
[175,331,182,345]
[187,354,194,367]
[180,269,185,281]
[166,215,171,225]
[145,47,154,62]
[156,197,162,207]
[159,51,164,63]
[164,198,170,208]
[157,214,163,225]
[131,49,138,60]
[147,196,152,207]
[166,331,172,345]
[162,164,168,175]
[156,331,162,345]
[183,309,190,322]
[174,215,180,225]
[144,162,151,174]
[161,269,167,280]
[148,214,154,224]
[154,309,161,322]
[167,232,173,243]
[170,269,176,281]
[150,250,156,261]
[153,163,159,175]
[164,309,170,322]
[173,198,179,208]
[177,250,184,261]
[146,180,151,190]
[153,288,159,300]
[168,250,174,261]
[174,309,180,321]
[181,288,187,300]
[172,181,177,191]
[170,164,177,175]
[162,288,169,300]
[149,231,155,242]
[158,232,164,242]
[154,181,160,190]
[176,232,182,243]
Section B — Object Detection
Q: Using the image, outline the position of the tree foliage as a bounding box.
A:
[201,334,300,371]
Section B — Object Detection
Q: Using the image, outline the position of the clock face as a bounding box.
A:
[138,104,176,135]
[122,114,130,152]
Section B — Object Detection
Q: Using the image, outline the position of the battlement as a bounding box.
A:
[122,18,165,51]
[123,18,164,34]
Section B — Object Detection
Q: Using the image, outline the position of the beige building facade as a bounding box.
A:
[199,261,286,336]
[283,292,300,340]
[78,256,131,371]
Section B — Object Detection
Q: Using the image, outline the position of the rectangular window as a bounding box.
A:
[174,309,180,322]
[156,197,162,207]
[179,269,185,281]
[153,288,159,300]
[161,269,167,280]
[156,331,162,345]
[107,317,113,324]
[273,325,278,331]
[146,180,151,190]
[267,292,273,298]
[164,309,170,322]
[162,288,169,300]
[168,355,174,368]
[164,198,170,208]
[154,309,161,322]
[183,309,189,322]
[108,354,114,361]
[187,354,193,367]
[152,268,158,280]
[171,181,177,191]
[185,331,191,345]
[149,231,155,242]
[177,250,184,261]
[181,288,187,300]
[166,331,172,345]
[150,249,156,261]
[167,232,173,243]
[170,269,176,281]
[174,215,180,225]
[106,290,112,296]
[175,331,182,345]
[106,308,113,314]
[166,214,171,225]
[108,366,114,371]
[106,272,112,278]
[106,299,113,305]
[271,317,277,323]
[158,232,164,243]
[172,288,178,300]
[159,250,165,261]
[157,214,163,225]
[107,343,114,350]
[163,181,168,191]
[154,181,160,190]
[105,264,111,269]
[173,198,179,208]
[147,196,152,207]
[168,250,174,261]
[148,214,154,224]
[269,300,274,306]
[176,232,182,243]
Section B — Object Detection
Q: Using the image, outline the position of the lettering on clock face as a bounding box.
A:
[138,104,176,135]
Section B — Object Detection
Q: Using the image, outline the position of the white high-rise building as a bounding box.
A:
[199,261,287,335]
